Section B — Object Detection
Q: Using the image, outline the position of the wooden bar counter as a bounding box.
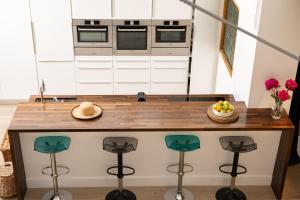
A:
[8,95,294,199]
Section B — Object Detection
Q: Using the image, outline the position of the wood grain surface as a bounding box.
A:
[8,100,293,132]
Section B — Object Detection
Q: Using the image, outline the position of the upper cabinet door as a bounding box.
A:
[152,0,192,19]
[71,0,111,19]
[112,0,152,19]
[30,0,74,61]
[0,0,35,60]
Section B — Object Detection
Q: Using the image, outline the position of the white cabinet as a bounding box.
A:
[37,62,76,95]
[151,56,189,94]
[30,0,74,61]
[113,56,150,94]
[0,62,38,99]
[0,0,38,99]
[71,0,111,19]
[112,0,152,19]
[75,56,113,95]
[152,0,192,19]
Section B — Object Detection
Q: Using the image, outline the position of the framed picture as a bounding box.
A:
[220,0,239,76]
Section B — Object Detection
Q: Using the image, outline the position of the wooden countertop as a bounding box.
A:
[8,95,294,132]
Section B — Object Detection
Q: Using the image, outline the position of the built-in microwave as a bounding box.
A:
[151,20,192,56]
[73,19,113,55]
[113,20,151,55]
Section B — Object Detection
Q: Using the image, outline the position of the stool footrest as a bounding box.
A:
[167,163,194,174]
[107,166,135,176]
[219,164,247,175]
[42,165,70,176]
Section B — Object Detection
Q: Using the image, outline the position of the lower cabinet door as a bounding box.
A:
[77,82,113,95]
[151,82,187,94]
[114,82,150,95]
[37,62,76,95]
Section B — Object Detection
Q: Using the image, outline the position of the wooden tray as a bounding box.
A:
[207,107,239,123]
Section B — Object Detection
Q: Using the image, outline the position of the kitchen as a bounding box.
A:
[1,0,300,200]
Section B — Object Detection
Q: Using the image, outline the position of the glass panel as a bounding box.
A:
[79,31,107,42]
[156,26,186,43]
[117,26,147,50]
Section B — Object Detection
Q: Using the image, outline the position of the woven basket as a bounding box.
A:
[0,131,12,162]
[0,162,16,197]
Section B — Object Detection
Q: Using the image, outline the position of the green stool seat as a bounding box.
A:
[34,136,71,154]
[165,135,200,152]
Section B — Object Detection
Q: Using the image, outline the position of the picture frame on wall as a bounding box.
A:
[220,0,240,76]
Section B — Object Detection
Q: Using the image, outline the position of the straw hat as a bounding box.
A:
[72,102,102,119]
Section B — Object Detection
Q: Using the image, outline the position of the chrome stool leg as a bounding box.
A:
[165,152,194,200]
[42,153,72,200]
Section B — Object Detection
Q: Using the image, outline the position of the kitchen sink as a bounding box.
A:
[34,97,78,102]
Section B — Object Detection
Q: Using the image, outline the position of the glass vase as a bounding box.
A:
[271,101,283,120]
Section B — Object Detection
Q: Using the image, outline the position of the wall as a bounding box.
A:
[189,0,221,94]
[248,0,300,111]
[21,131,280,188]
[215,0,262,105]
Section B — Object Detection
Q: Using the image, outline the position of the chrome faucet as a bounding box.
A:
[39,79,46,103]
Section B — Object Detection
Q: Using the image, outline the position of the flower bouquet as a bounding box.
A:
[265,78,298,119]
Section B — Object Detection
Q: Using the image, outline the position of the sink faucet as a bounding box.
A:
[39,79,46,103]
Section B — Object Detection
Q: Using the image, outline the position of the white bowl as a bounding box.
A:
[212,105,234,118]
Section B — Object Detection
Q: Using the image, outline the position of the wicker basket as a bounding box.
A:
[0,131,12,162]
[0,162,16,197]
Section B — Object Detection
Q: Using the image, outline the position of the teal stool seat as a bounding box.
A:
[165,135,200,152]
[34,136,71,154]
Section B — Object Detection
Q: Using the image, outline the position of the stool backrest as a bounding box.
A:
[103,137,138,153]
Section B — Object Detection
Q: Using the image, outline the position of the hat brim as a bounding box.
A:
[71,104,102,120]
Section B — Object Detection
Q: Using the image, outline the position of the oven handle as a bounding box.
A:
[78,28,107,31]
[118,28,147,32]
[157,28,186,32]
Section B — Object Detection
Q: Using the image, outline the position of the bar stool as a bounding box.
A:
[216,136,257,200]
[164,135,200,200]
[34,136,72,200]
[103,137,138,200]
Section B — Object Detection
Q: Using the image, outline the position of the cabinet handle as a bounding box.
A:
[78,67,112,70]
[118,28,147,32]
[116,81,149,84]
[157,28,186,32]
[31,22,37,54]
[152,81,186,84]
[116,67,149,69]
[115,60,149,62]
[78,28,107,31]
[153,67,187,69]
[152,60,189,62]
[79,81,112,84]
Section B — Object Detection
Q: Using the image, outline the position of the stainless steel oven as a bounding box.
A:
[152,20,192,56]
[73,19,113,55]
[113,20,151,55]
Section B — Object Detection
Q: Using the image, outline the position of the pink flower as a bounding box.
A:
[285,79,298,91]
[278,90,290,102]
[265,78,280,90]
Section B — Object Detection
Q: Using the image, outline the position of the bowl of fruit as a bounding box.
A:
[212,101,235,118]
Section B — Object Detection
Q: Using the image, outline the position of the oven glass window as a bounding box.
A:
[77,26,108,42]
[156,26,186,43]
[117,26,147,50]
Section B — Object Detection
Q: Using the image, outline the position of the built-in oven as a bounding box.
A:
[73,19,113,55]
[113,20,151,55]
[152,20,192,56]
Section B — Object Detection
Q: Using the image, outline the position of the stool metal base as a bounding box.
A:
[216,187,246,200]
[164,188,194,200]
[41,190,73,200]
[105,189,136,200]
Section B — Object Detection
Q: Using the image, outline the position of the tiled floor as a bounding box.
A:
[0,104,299,199]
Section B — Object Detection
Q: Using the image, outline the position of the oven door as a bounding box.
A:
[73,25,112,48]
[152,26,191,48]
[113,26,151,55]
